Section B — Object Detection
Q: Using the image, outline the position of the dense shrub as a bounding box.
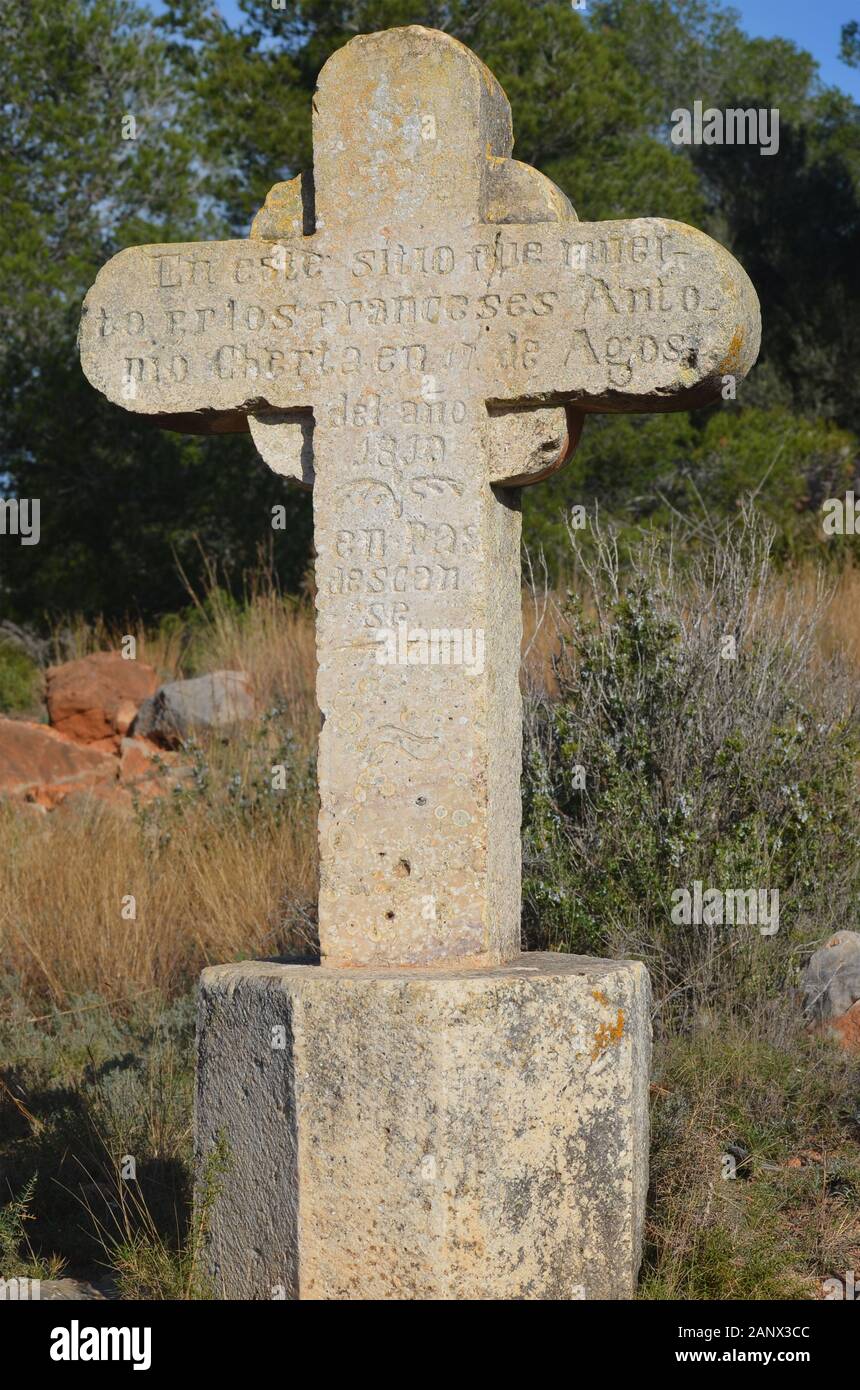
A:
[522,508,860,1026]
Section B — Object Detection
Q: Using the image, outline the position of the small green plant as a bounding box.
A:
[88,1136,229,1301]
[0,641,40,714]
[0,1176,64,1281]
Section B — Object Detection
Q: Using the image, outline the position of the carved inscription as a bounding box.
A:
[82,221,735,416]
[311,370,491,964]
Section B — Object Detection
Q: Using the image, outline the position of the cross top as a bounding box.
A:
[80,26,760,969]
[312,27,517,228]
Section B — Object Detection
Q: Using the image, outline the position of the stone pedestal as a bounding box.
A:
[195,953,651,1300]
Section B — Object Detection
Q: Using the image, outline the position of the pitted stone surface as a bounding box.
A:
[79,25,760,968]
[196,953,652,1300]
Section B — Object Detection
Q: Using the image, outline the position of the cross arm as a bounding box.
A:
[78,215,758,489]
[77,236,324,431]
[76,232,582,488]
[472,216,760,418]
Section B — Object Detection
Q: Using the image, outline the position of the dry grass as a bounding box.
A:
[0,800,318,1009]
[769,562,860,677]
[642,1021,860,1299]
[2,576,320,1011]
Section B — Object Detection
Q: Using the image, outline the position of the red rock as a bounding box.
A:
[120,735,161,781]
[114,699,138,736]
[46,652,159,745]
[52,782,134,816]
[0,718,117,808]
[119,736,179,783]
[829,1000,860,1053]
[89,736,122,754]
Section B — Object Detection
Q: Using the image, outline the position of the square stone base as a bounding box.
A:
[195,953,651,1299]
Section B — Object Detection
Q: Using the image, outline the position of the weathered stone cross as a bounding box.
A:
[80,26,759,971]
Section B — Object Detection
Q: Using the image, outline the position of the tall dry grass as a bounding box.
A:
[0,799,318,1009]
[770,562,860,676]
[2,575,320,1012]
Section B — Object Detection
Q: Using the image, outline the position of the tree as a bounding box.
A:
[0,0,311,624]
[840,20,860,68]
[594,0,860,430]
[3,0,859,622]
[160,0,705,229]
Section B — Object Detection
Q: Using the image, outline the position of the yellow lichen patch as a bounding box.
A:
[250,175,304,239]
[591,988,609,1006]
[591,1008,625,1061]
[719,326,745,375]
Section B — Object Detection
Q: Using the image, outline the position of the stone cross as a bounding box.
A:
[80,26,759,971]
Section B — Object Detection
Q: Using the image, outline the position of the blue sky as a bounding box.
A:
[736,0,859,97]
[155,1,860,100]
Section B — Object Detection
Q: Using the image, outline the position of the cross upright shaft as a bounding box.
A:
[79,26,760,969]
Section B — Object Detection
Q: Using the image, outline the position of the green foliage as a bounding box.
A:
[162,0,705,227]
[0,0,312,623]
[842,21,860,69]
[522,511,860,1021]
[0,1176,63,1281]
[153,586,245,678]
[594,1,860,429]
[0,641,40,713]
[0,979,230,1297]
[1,0,203,366]
[102,1135,228,1300]
[524,408,858,576]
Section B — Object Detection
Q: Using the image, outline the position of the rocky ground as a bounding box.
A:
[0,651,254,815]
